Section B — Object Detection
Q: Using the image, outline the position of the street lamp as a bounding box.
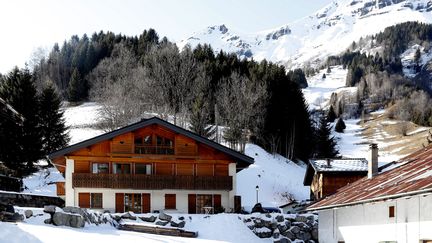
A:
[255,185,259,204]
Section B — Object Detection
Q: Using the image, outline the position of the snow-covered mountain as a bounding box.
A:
[178,0,432,68]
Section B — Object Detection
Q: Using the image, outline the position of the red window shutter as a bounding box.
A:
[188,194,196,214]
[78,193,90,208]
[142,193,151,213]
[165,194,176,209]
[115,193,124,213]
[213,194,221,208]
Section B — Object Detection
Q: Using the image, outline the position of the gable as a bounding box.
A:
[48,117,253,169]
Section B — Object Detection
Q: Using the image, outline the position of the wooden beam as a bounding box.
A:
[66,156,231,164]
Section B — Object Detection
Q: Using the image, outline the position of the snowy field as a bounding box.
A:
[1,207,266,243]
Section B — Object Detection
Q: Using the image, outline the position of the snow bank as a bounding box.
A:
[237,144,309,209]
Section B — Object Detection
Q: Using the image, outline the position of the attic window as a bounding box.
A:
[389,206,395,218]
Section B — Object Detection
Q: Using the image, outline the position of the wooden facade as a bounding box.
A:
[49,117,254,213]
[310,173,365,200]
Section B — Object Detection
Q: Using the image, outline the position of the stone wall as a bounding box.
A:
[0,191,64,207]
[242,213,318,243]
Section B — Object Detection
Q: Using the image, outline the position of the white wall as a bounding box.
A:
[65,158,74,207]
[73,188,230,213]
[319,193,432,243]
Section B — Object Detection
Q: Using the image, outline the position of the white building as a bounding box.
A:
[308,144,432,243]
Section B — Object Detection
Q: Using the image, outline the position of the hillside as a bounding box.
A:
[178,0,432,68]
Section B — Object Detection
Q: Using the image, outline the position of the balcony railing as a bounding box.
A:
[72,173,233,191]
[134,145,174,155]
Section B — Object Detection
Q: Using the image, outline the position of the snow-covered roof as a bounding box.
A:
[308,145,432,211]
[310,158,368,172]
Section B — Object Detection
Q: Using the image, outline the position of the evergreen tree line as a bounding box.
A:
[0,68,69,177]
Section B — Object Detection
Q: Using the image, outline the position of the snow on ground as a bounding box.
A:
[22,167,64,196]
[62,102,104,144]
[1,208,266,243]
[238,144,309,209]
[303,66,355,110]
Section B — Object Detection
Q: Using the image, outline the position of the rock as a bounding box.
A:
[63,206,85,215]
[178,216,185,220]
[265,213,271,218]
[273,228,280,239]
[158,212,172,221]
[140,215,156,222]
[277,223,288,233]
[270,221,278,230]
[112,215,122,222]
[311,228,318,240]
[281,229,296,240]
[306,215,315,221]
[296,231,312,241]
[52,212,69,226]
[284,220,291,228]
[24,210,33,219]
[155,220,169,226]
[52,212,85,228]
[274,238,292,243]
[293,222,310,231]
[254,219,264,228]
[295,215,308,223]
[263,219,272,228]
[290,226,300,234]
[44,218,52,224]
[69,214,85,228]
[11,213,24,222]
[254,227,272,238]
[170,220,185,228]
[244,217,252,223]
[121,212,137,220]
[275,215,284,222]
[43,205,57,214]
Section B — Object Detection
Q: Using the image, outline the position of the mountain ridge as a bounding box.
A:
[178,0,432,68]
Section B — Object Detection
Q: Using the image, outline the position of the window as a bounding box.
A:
[135,164,152,174]
[165,194,176,209]
[92,163,109,174]
[389,206,395,218]
[124,193,141,213]
[113,163,131,174]
[90,193,103,208]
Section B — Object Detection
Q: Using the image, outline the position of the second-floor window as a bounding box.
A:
[135,163,152,175]
[113,163,131,174]
[92,163,109,174]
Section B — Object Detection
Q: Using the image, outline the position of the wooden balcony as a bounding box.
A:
[134,145,174,155]
[72,173,233,191]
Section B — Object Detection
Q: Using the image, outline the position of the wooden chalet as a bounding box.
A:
[303,158,369,200]
[48,117,254,214]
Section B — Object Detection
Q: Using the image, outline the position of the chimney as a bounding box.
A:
[326,158,331,167]
[368,143,378,179]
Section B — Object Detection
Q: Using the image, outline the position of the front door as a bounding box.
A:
[124,193,141,213]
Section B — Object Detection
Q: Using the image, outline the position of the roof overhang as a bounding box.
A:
[48,117,254,168]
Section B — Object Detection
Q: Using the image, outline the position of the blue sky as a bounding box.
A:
[0,0,332,73]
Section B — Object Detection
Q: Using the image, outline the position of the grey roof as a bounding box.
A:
[310,158,368,172]
[48,117,254,168]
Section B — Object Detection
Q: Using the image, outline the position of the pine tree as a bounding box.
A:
[189,97,215,139]
[68,68,86,102]
[327,105,337,123]
[315,114,339,158]
[0,67,43,176]
[39,84,70,155]
[335,117,346,133]
[414,48,421,72]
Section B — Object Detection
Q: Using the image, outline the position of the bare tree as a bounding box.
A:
[144,43,197,125]
[217,72,267,152]
[90,43,151,131]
